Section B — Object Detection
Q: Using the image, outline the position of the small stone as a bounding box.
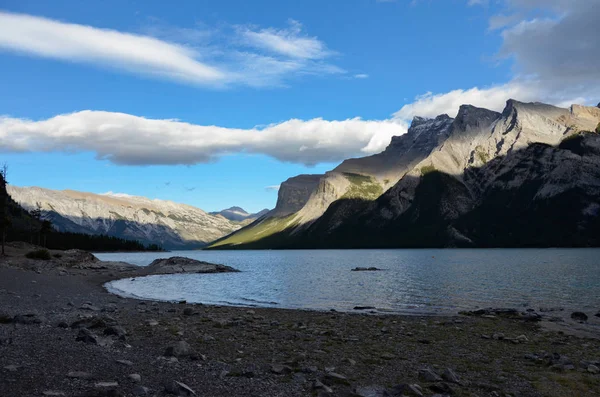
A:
[80,303,101,312]
[324,372,349,385]
[116,359,133,366]
[270,364,293,374]
[67,371,93,379]
[344,358,357,366]
[42,391,65,396]
[441,368,460,384]
[147,319,159,326]
[516,334,529,342]
[587,365,599,374]
[165,380,196,396]
[13,313,42,324]
[76,328,98,344]
[57,321,69,328]
[571,312,588,322]
[312,380,333,394]
[389,384,423,397]
[380,353,396,360]
[4,365,19,372]
[132,386,149,396]
[104,325,127,339]
[164,341,193,358]
[418,368,442,382]
[95,382,119,388]
[183,308,193,316]
[429,382,456,395]
[492,333,505,340]
[128,373,142,382]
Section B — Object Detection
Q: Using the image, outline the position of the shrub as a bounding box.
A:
[25,249,51,260]
[596,122,600,134]
[420,164,436,175]
[52,253,62,258]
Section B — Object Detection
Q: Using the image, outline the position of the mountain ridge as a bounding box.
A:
[7,186,243,249]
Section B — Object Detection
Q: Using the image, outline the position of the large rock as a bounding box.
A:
[143,257,239,275]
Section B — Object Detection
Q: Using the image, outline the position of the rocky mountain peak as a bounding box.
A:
[225,206,247,214]
[453,105,501,131]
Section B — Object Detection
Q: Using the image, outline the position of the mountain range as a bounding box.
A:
[6,187,258,249]
[209,207,269,223]
[208,100,600,249]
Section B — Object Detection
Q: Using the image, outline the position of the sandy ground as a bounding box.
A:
[1,243,599,397]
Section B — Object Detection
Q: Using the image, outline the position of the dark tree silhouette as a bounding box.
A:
[40,219,53,247]
[0,164,8,255]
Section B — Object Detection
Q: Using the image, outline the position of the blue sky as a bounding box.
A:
[0,0,598,212]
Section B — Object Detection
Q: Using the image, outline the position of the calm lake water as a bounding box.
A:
[98,249,600,315]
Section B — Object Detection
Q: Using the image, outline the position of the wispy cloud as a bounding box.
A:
[0,11,345,88]
[353,73,369,79]
[265,185,281,192]
[239,19,330,60]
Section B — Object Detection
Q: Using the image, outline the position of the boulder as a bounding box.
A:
[142,257,239,276]
[571,312,588,322]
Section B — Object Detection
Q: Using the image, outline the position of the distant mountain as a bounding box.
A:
[7,187,242,249]
[210,206,270,222]
[208,100,600,249]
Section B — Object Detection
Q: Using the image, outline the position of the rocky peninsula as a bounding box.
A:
[1,243,599,396]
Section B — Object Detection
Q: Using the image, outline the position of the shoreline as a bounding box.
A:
[1,245,600,396]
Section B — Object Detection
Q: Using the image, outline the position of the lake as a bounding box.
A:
[98,249,600,315]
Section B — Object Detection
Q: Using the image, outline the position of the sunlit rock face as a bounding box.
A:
[7,186,242,249]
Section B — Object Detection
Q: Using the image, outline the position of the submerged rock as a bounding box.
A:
[351,267,382,271]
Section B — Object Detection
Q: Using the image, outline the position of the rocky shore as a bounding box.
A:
[1,243,599,396]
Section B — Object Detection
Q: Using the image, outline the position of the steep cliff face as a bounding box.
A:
[210,99,600,249]
[209,114,455,248]
[7,187,241,249]
[270,174,323,216]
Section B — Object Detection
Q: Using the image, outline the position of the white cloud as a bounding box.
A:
[0,11,345,88]
[0,11,227,86]
[353,73,369,79]
[393,0,600,122]
[240,20,330,60]
[393,83,534,120]
[0,111,406,166]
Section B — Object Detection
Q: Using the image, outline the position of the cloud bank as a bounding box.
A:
[0,111,406,166]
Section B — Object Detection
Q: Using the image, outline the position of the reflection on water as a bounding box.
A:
[99,249,600,314]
